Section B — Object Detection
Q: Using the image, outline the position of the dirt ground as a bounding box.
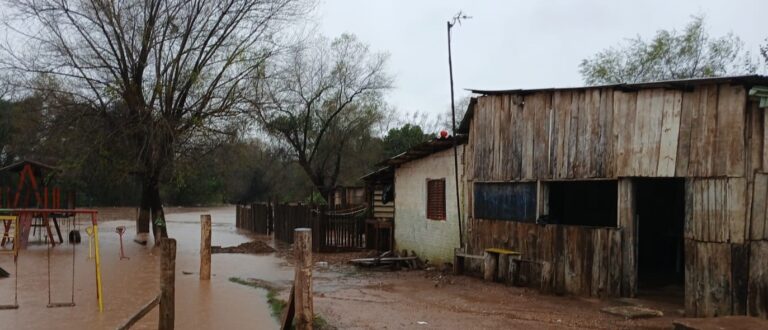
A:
[310,268,680,329]
[0,206,685,329]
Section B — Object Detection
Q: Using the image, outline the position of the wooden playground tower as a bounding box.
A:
[0,160,104,311]
[0,160,75,248]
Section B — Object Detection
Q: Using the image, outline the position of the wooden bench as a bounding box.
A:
[483,248,521,282]
[453,248,484,275]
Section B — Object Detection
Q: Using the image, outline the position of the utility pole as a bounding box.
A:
[447,11,471,248]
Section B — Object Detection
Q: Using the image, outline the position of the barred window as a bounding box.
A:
[426,179,446,220]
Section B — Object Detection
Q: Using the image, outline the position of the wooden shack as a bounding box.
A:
[457,75,768,318]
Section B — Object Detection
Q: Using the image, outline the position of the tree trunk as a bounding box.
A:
[150,185,168,246]
[135,176,168,245]
[135,180,152,245]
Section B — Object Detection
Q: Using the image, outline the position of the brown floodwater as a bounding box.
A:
[0,207,292,329]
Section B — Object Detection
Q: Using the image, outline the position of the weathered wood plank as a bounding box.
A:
[566,92,580,178]
[750,173,768,240]
[715,85,746,177]
[632,90,653,176]
[657,90,683,176]
[554,91,571,179]
[764,104,768,171]
[706,242,733,317]
[747,102,763,176]
[608,229,622,296]
[644,89,666,176]
[618,178,636,297]
[522,94,536,180]
[748,240,768,318]
[613,91,629,176]
[532,93,551,178]
[684,239,698,316]
[600,88,615,178]
[684,179,694,240]
[510,95,524,180]
[585,89,601,177]
[727,178,747,244]
[675,91,696,176]
[591,229,604,297]
[697,85,719,177]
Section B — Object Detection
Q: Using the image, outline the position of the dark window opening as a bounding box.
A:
[426,179,446,220]
[473,182,536,222]
[637,178,685,291]
[548,180,617,227]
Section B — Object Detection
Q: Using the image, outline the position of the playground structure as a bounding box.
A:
[0,160,77,248]
[0,160,104,312]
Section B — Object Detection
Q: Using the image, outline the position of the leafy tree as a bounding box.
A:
[761,38,768,69]
[580,16,756,85]
[382,124,430,158]
[1,0,308,244]
[252,33,391,201]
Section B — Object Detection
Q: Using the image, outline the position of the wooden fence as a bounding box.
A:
[320,207,366,252]
[238,203,367,252]
[235,203,272,235]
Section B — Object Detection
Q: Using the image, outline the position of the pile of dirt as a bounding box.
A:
[212,240,275,254]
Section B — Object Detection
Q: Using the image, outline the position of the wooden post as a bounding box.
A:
[159,238,176,330]
[483,251,496,281]
[200,214,211,280]
[294,228,313,330]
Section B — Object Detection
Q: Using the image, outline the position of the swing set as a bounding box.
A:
[0,161,104,312]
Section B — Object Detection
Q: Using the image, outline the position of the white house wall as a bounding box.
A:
[394,145,463,265]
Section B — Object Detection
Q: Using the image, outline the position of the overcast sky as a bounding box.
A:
[312,0,767,119]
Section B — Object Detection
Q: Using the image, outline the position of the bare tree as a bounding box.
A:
[252,33,391,200]
[1,0,308,244]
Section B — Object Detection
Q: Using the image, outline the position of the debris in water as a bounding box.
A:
[182,271,193,275]
[0,266,9,278]
[417,321,428,325]
[211,240,275,254]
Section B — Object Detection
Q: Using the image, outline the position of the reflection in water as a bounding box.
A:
[0,207,291,329]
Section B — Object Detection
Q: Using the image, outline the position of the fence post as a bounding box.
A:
[294,228,313,330]
[200,214,212,280]
[159,238,176,330]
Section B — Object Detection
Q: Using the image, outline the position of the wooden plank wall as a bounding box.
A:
[373,189,394,219]
[463,83,768,317]
[468,219,622,297]
[466,84,747,181]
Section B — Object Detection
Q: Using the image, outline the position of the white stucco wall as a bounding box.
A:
[394,145,463,265]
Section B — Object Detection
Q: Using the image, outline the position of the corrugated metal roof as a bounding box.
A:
[465,74,768,95]
[458,75,768,134]
[377,135,467,167]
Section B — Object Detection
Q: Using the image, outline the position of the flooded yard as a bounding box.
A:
[0,207,291,329]
[0,206,683,329]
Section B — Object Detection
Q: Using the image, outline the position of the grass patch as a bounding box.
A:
[229,277,334,329]
[228,277,286,318]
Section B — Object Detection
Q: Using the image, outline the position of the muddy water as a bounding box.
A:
[0,207,292,329]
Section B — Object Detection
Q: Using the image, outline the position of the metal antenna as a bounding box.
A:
[447,11,471,248]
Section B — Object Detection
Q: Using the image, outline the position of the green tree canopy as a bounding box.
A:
[382,123,431,158]
[580,16,756,85]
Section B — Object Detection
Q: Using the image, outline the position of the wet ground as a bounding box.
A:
[0,206,683,329]
[0,207,292,329]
